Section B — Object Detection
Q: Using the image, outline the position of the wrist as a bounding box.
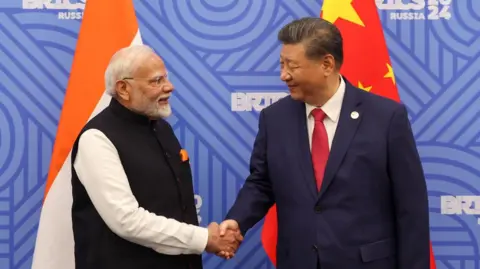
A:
[192,226,209,253]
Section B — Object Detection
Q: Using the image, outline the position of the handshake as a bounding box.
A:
[205,220,243,259]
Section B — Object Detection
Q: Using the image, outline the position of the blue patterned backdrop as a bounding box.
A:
[0,0,479,268]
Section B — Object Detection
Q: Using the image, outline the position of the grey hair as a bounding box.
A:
[277,17,343,69]
[104,44,156,96]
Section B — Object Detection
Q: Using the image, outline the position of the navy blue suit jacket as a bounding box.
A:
[226,79,430,269]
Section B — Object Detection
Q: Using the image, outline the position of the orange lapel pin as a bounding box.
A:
[180,149,189,162]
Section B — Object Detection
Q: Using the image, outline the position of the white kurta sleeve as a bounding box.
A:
[73,128,209,255]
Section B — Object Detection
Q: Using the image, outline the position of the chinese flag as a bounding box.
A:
[261,0,436,268]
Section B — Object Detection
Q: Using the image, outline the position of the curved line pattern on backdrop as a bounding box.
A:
[430,23,480,58]
[456,0,480,33]
[430,207,479,266]
[199,0,237,12]
[419,145,480,191]
[0,92,24,189]
[10,15,77,92]
[470,0,480,21]
[161,0,277,51]
[430,0,480,58]
[14,12,79,85]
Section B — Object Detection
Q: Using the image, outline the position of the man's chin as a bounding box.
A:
[289,92,304,101]
[157,104,172,119]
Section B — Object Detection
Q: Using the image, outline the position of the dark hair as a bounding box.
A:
[278,17,343,69]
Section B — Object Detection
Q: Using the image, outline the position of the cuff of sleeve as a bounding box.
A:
[190,226,209,254]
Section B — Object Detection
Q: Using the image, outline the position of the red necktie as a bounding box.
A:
[311,108,329,192]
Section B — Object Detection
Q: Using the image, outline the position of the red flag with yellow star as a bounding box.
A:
[261,0,436,268]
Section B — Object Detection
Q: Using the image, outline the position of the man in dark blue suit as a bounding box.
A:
[219,17,431,269]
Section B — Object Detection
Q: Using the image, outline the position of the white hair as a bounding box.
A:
[104,44,156,96]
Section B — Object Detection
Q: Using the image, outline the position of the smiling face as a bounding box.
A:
[116,53,174,119]
[277,17,344,106]
[279,43,333,104]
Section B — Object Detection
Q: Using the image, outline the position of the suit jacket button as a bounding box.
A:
[312,245,318,251]
[314,205,321,212]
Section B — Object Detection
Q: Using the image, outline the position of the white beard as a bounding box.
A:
[130,89,172,119]
[156,103,172,119]
[141,101,172,119]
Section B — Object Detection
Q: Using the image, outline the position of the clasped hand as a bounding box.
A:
[205,220,243,259]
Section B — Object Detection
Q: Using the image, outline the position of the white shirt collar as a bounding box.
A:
[305,75,345,123]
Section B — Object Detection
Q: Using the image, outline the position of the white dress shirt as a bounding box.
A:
[305,76,346,151]
[73,128,209,255]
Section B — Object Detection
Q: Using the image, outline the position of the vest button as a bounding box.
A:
[182,205,187,211]
[314,205,321,212]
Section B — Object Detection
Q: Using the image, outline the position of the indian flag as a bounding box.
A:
[31,0,141,268]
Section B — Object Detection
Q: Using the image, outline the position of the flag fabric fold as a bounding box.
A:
[32,1,141,268]
[261,0,436,268]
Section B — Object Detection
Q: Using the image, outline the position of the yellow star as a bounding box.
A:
[384,63,396,85]
[321,0,365,27]
[358,81,372,92]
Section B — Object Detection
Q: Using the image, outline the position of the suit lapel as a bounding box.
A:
[291,99,318,199]
[318,82,363,200]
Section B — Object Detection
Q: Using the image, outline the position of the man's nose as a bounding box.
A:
[280,70,291,81]
[163,81,174,93]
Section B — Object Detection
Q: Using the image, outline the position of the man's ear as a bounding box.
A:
[116,80,130,101]
[321,54,336,76]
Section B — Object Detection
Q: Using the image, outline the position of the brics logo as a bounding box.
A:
[441,195,480,224]
[231,92,288,112]
[376,0,452,21]
[23,0,86,9]
[22,0,86,20]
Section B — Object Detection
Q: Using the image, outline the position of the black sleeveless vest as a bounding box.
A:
[71,98,203,269]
